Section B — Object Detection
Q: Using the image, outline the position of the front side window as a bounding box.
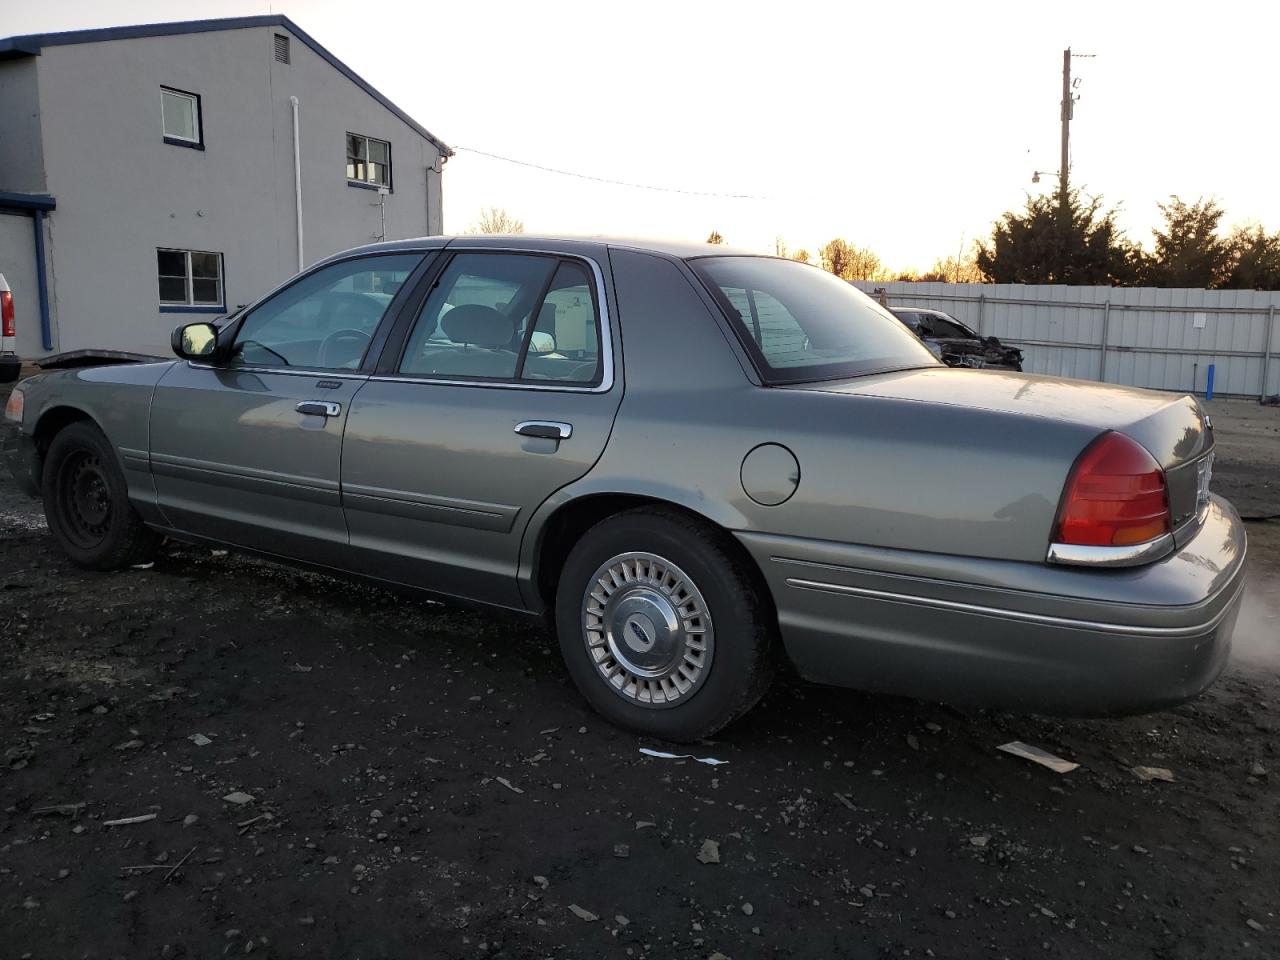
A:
[690,257,938,383]
[158,249,222,307]
[230,253,420,369]
[346,133,391,188]
[161,87,201,145]
[398,253,602,385]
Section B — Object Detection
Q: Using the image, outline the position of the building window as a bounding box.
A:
[274,34,290,63]
[346,133,391,188]
[161,87,203,148]
[158,249,223,310]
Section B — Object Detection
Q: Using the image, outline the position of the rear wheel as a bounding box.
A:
[42,421,158,570]
[555,507,774,742]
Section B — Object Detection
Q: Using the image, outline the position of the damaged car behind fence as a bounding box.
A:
[891,306,1025,370]
[3,237,1246,741]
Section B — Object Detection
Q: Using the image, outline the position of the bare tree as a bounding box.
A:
[706,230,725,245]
[819,239,884,281]
[470,207,525,235]
[773,236,789,258]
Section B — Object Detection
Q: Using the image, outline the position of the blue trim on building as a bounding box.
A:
[0,192,57,213]
[0,16,452,155]
[159,304,226,314]
[32,211,52,350]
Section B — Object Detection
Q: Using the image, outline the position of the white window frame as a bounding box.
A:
[346,133,392,188]
[158,248,224,308]
[160,87,201,145]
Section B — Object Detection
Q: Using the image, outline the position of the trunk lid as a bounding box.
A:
[787,367,1214,531]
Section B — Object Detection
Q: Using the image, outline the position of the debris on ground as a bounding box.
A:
[188,733,213,746]
[222,792,255,805]
[697,839,721,864]
[567,904,598,922]
[638,747,728,766]
[102,814,156,827]
[1131,766,1176,783]
[996,741,1080,773]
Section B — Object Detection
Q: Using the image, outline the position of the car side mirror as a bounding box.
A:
[172,321,223,362]
[530,331,556,354]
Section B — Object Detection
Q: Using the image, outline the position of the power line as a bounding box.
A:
[452,146,767,200]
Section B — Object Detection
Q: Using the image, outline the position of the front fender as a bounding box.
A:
[20,361,176,520]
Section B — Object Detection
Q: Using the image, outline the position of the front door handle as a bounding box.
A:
[515,420,572,440]
[297,400,342,418]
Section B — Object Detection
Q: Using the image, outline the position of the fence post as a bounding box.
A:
[1099,299,1111,383]
[975,293,986,337]
[1263,304,1277,401]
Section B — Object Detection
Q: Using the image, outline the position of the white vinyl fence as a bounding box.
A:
[853,281,1280,399]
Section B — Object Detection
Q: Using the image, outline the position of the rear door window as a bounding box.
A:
[398,253,603,386]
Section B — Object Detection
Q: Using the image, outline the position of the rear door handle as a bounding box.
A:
[515,420,572,440]
[297,400,342,418]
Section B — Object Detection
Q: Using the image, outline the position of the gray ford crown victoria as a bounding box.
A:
[3,236,1246,741]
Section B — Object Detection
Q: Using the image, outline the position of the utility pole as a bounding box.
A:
[1059,47,1072,213]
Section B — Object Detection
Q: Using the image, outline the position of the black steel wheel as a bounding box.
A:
[42,421,159,570]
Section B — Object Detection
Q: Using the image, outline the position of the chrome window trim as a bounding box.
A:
[186,361,369,380]
[785,574,1245,638]
[379,247,616,395]
[1045,533,1175,568]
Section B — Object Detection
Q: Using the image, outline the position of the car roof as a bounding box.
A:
[337,234,773,262]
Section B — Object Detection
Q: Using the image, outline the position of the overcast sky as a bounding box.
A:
[5,0,1277,269]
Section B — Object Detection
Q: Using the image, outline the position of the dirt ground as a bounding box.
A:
[1,393,1277,960]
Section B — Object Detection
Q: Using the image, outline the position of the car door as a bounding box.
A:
[149,251,429,564]
[340,245,622,607]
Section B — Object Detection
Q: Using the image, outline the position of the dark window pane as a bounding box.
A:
[347,134,365,160]
[191,278,220,304]
[157,250,186,277]
[367,139,388,164]
[190,252,220,279]
[369,162,385,185]
[158,276,187,303]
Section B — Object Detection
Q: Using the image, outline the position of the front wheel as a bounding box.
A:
[555,507,775,742]
[42,421,159,570]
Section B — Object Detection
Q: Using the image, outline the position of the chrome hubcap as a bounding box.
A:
[582,552,714,709]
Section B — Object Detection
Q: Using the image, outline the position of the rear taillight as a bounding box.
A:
[1,289,13,339]
[1054,432,1171,547]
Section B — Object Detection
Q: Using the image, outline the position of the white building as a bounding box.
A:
[0,15,451,360]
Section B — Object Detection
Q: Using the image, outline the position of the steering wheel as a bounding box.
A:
[318,328,371,369]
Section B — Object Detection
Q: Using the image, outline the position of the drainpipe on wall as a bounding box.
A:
[290,96,304,272]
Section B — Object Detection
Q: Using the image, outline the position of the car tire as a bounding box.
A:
[42,421,159,570]
[555,507,775,742]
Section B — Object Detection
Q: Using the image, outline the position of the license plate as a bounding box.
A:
[1196,452,1214,509]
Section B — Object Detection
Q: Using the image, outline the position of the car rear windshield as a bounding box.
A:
[689,256,938,383]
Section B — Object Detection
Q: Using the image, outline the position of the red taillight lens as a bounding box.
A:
[1054,432,1171,547]
[1,291,13,338]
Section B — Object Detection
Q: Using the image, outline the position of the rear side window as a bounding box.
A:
[398,253,602,386]
[690,257,937,383]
